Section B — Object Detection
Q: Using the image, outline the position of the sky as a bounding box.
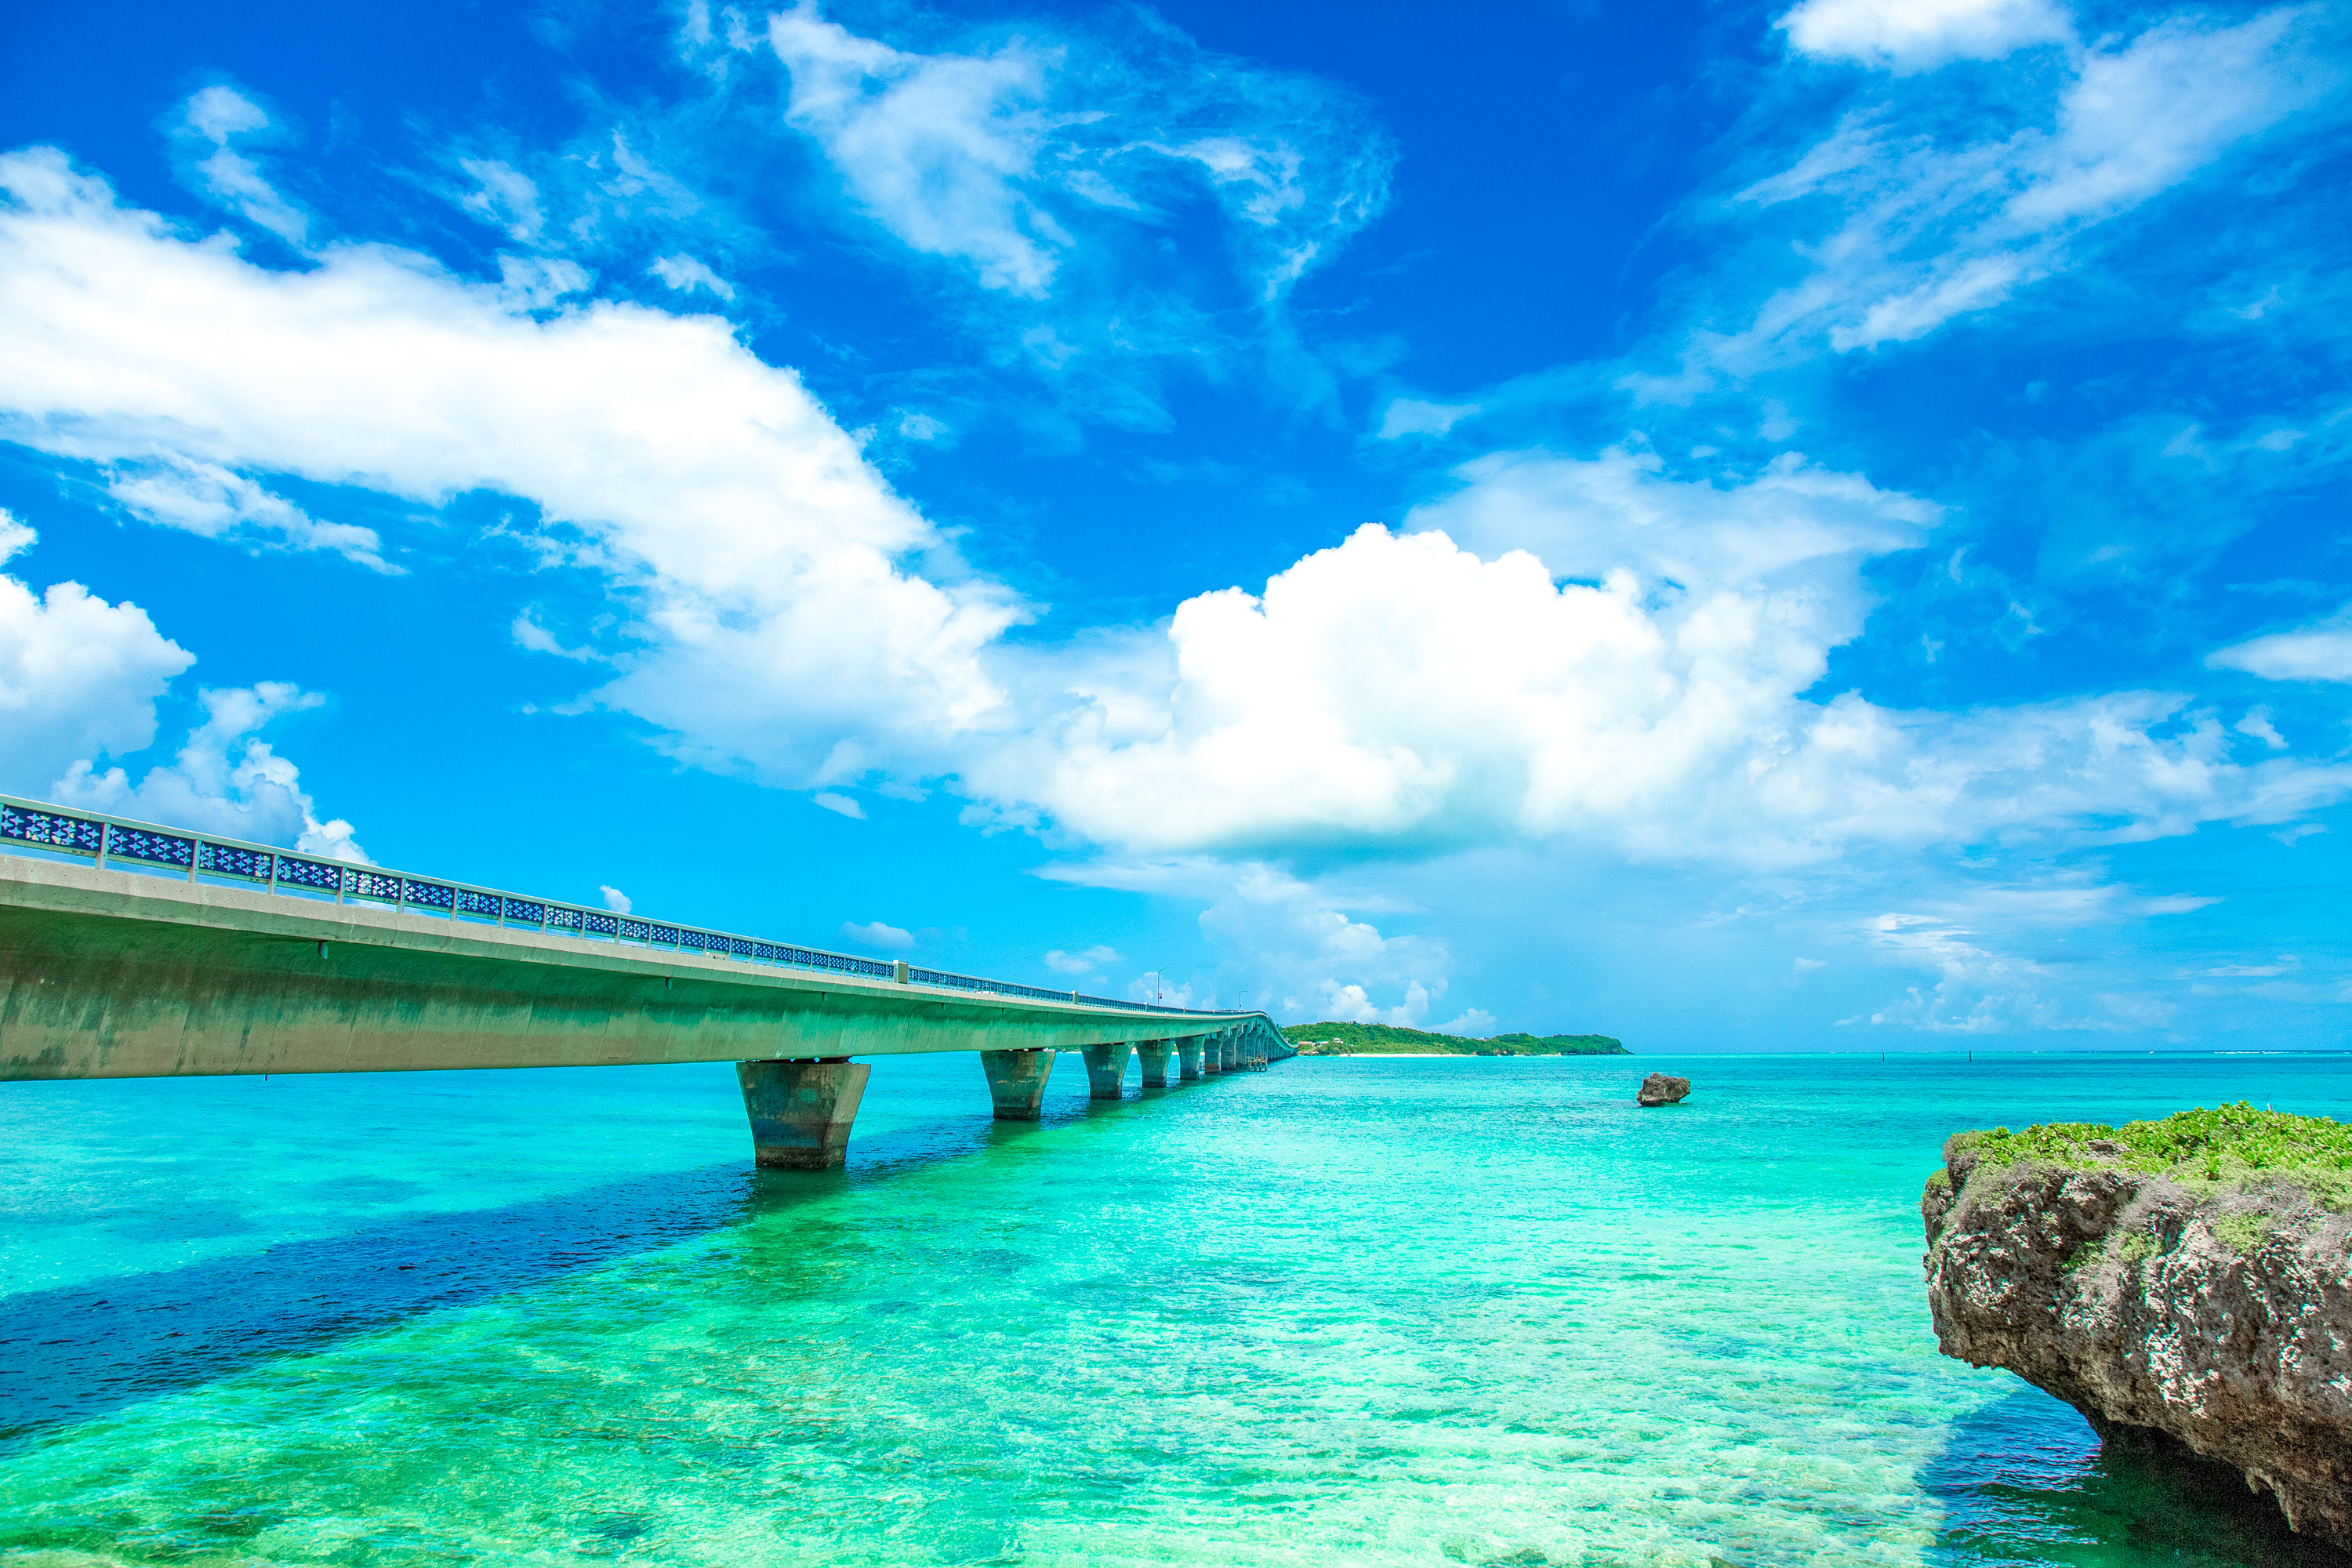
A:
[2,0,2350,1051]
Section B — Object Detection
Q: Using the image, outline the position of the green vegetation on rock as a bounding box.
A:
[1279,1021,1628,1056]
[1953,1102,2352,1181]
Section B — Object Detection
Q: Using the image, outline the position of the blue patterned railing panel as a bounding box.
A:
[198,843,273,880]
[275,856,347,893]
[106,825,194,869]
[0,794,1250,1022]
[348,869,401,903]
[1,804,104,856]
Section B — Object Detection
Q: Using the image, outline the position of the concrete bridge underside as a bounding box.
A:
[0,858,1291,1168]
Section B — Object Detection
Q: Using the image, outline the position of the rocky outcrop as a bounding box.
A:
[1922,1112,2352,1549]
[1637,1073,1690,1106]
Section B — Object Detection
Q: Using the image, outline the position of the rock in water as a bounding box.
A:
[1921,1105,2352,1550]
[1637,1073,1690,1106]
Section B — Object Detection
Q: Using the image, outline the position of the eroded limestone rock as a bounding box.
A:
[1637,1073,1690,1106]
[1922,1119,2352,1549]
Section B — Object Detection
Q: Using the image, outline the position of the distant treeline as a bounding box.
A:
[1279,1022,1628,1056]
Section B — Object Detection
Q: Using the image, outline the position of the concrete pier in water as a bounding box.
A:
[1082,1041,1134,1100]
[1136,1040,1172,1087]
[736,1058,869,1169]
[980,1047,1056,1120]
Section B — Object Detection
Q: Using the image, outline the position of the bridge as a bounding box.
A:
[0,797,1294,1169]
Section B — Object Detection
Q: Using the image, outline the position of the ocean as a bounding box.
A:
[3,1051,2347,1567]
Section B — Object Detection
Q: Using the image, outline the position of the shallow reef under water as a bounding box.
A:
[3,1051,2349,1567]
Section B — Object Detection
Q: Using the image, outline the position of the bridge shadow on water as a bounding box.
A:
[0,1108,1063,1450]
[1920,1385,2349,1566]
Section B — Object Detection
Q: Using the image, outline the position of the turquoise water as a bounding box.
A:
[4,1052,2347,1567]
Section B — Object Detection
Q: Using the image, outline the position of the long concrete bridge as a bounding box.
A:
[0,797,1294,1169]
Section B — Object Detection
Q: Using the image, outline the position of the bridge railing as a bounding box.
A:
[0,795,1234,1020]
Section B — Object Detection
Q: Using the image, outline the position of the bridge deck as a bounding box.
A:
[0,857,1275,1081]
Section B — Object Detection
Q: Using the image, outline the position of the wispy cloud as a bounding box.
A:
[2210,608,2352,681]
[107,456,393,571]
[1697,6,2347,372]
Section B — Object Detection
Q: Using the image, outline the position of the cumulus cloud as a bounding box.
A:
[1043,944,1117,975]
[52,681,365,861]
[972,447,2351,871]
[0,511,194,797]
[600,884,632,913]
[813,791,866,818]
[1717,7,2345,365]
[1779,0,2072,71]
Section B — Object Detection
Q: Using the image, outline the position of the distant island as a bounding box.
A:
[1280,1022,1628,1056]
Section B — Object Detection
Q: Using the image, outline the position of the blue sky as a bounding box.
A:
[3,0,2350,1048]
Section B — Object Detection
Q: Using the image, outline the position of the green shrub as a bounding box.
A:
[1962,1103,2352,1185]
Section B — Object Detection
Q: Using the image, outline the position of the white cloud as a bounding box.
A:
[768,5,1062,296]
[107,456,392,571]
[172,85,309,245]
[1779,0,2072,71]
[52,681,366,861]
[512,612,601,662]
[2209,610,2352,681]
[1044,944,1118,974]
[971,447,2350,869]
[1197,863,1452,1023]
[841,918,912,949]
[1377,398,1479,440]
[648,252,735,300]
[1721,9,2343,363]
[0,147,1023,790]
[0,511,194,797]
[1843,910,2172,1033]
[813,791,866,818]
[758,3,1391,306]
[9,144,2345,999]
[600,884,632,913]
[458,158,544,243]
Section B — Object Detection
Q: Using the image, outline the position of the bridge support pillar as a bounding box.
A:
[980,1047,1056,1121]
[1177,1039,1204,1080]
[1219,1034,1239,1073]
[1135,1040,1173,1087]
[1081,1041,1133,1100]
[735,1058,869,1171]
